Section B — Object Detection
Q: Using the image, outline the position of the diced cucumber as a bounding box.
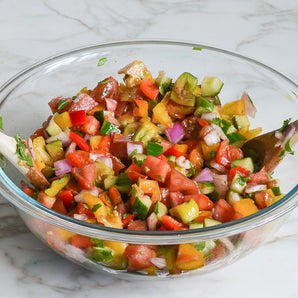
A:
[204,217,222,227]
[227,190,243,206]
[194,95,215,116]
[100,121,121,135]
[221,119,237,134]
[132,153,147,166]
[45,140,64,162]
[153,201,168,221]
[94,110,113,125]
[233,115,250,130]
[226,132,246,146]
[173,72,198,93]
[230,172,248,193]
[231,157,254,173]
[103,176,118,190]
[197,182,215,195]
[46,118,62,137]
[156,76,173,96]
[201,76,224,97]
[189,222,204,229]
[170,91,196,107]
[131,196,152,220]
[271,186,281,196]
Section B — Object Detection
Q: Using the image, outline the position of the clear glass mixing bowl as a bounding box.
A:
[0,41,297,280]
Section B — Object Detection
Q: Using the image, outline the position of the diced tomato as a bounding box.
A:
[229,145,244,161]
[52,198,68,214]
[68,94,99,113]
[197,118,209,127]
[108,185,122,205]
[20,180,35,197]
[167,101,195,120]
[69,131,90,152]
[160,187,171,208]
[166,169,199,195]
[48,96,72,114]
[141,155,171,183]
[70,234,92,249]
[127,219,148,231]
[156,153,168,163]
[89,76,119,102]
[111,156,126,175]
[249,167,269,184]
[124,244,155,270]
[184,194,214,210]
[37,191,56,209]
[228,166,250,181]
[125,162,147,181]
[122,214,135,228]
[194,211,212,223]
[99,192,113,208]
[215,140,231,168]
[80,115,100,135]
[253,190,271,209]
[212,198,235,223]
[75,202,95,218]
[114,101,128,118]
[140,79,160,100]
[66,150,93,167]
[72,163,96,190]
[161,215,187,231]
[69,110,87,126]
[158,138,173,153]
[169,192,184,207]
[58,189,75,210]
[98,134,111,152]
[105,98,118,112]
[164,146,188,158]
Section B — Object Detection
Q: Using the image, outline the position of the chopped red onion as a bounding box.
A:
[165,122,185,144]
[27,137,36,160]
[193,167,214,182]
[73,213,88,221]
[150,257,167,269]
[276,123,295,148]
[54,159,72,177]
[105,98,118,112]
[200,125,221,146]
[84,134,92,141]
[209,160,228,174]
[74,187,101,203]
[241,91,257,118]
[98,156,113,169]
[245,184,267,193]
[65,141,77,156]
[46,131,71,147]
[127,142,144,156]
[146,212,158,231]
[213,174,228,198]
[201,112,218,122]
[211,123,228,140]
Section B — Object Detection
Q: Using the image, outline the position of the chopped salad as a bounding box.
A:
[20,60,287,273]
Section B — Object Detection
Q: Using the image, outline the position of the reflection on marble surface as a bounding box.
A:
[0,0,297,297]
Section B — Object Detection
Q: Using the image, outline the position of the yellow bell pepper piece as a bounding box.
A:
[45,174,70,197]
[32,136,53,167]
[152,94,173,128]
[265,194,284,207]
[35,152,46,172]
[83,193,108,219]
[89,135,103,150]
[199,140,220,161]
[169,199,199,224]
[233,198,259,216]
[176,243,204,271]
[53,112,72,130]
[173,143,188,153]
[133,98,148,118]
[220,99,246,116]
[239,127,262,141]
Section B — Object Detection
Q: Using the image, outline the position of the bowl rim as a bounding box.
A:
[0,40,297,244]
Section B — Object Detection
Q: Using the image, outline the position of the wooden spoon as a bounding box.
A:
[0,131,50,187]
[241,119,298,174]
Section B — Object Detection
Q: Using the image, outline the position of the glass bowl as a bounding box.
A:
[0,41,297,280]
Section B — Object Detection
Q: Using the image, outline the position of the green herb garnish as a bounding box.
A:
[193,47,203,51]
[57,99,69,110]
[98,79,111,85]
[97,57,107,67]
[128,149,138,159]
[0,117,3,130]
[147,141,163,157]
[92,203,102,213]
[14,134,33,167]
[279,118,291,133]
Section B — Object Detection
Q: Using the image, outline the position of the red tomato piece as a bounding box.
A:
[141,155,171,183]
[72,163,96,190]
[127,219,148,231]
[215,139,231,168]
[122,214,135,228]
[75,202,95,218]
[52,198,68,214]
[169,192,184,207]
[140,79,160,100]
[68,94,99,113]
[124,244,155,270]
[229,145,244,161]
[89,76,119,102]
[108,185,122,205]
[69,110,87,126]
[197,118,209,127]
[80,115,100,135]
[184,194,214,210]
[166,169,199,195]
[212,198,235,223]
[164,146,188,158]
[70,234,92,249]
[161,215,187,231]
[249,167,269,184]
[156,153,168,163]
[48,96,72,114]
[58,189,74,210]
[105,98,118,112]
[66,150,93,167]
[253,190,271,209]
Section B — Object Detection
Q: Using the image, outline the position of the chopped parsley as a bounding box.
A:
[57,99,69,110]
[147,141,163,157]
[193,47,203,51]
[14,134,33,167]
[98,78,111,85]
[236,175,249,186]
[128,149,138,159]
[279,118,291,133]
[0,153,6,169]
[194,241,205,251]
[279,137,295,157]
[0,116,3,130]
[88,247,113,262]
[97,57,107,67]
[92,203,102,213]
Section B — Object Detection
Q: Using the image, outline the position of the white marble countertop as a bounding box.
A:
[0,0,297,297]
